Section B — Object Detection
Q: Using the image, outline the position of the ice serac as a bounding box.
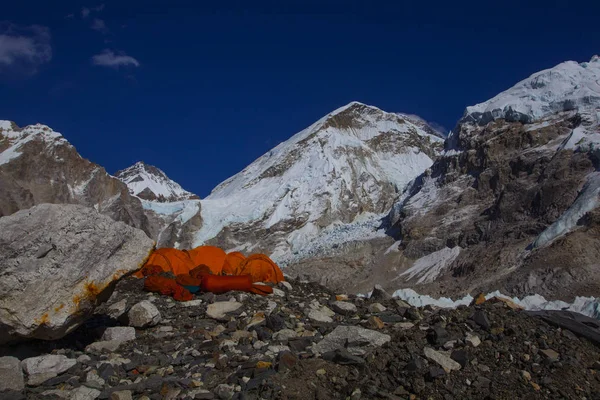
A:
[115,161,199,202]
[193,101,444,266]
[0,121,152,236]
[114,161,203,248]
[385,55,600,301]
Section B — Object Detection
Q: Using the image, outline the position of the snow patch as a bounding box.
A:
[464,56,600,124]
[390,288,600,320]
[397,247,461,284]
[533,172,600,248]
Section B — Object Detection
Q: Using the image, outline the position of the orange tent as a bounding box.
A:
[222,251,246,275]
[184,246,227,275]
[134,248,195,277]
[236,254,285,284]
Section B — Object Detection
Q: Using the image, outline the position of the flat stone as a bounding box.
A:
[367,316,385,330]
[207,302,242,321]
[106,299,128,319]
[128,301,161,328]
[280,282,293,291]
[312,325,391,356]
[276,351,298,372]
[110,391,133,400]
[272,288,285,297]
[394,322,415,330]
[368,303,387,313]
[273,329,297,341]
[70,386,101,400]
[22,354,76,376]
[308,309,333,323]
[0,356,24,391]
[331,301,357,315]
[102,327,136,342]
[86,340,122,353]
[181,299,203,307]
[540,349,560,362]
[465,333,481,348]
[423,347,461,372]
[214,383,236,400]
[27,372,57,386]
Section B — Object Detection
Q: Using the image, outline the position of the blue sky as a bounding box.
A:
[1,0,599,197]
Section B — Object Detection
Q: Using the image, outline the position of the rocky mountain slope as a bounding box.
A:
[0,121,153,236]
[381,55,600,301]
[115,161,203,248]
[1,277,599,400]
[195,102,444,263]
[115,161,199,203]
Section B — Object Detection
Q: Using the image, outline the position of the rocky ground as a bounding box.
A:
[1,277,600,400]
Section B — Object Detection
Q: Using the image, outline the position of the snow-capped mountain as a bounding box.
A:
[463,55,600,126]
[115,161,199,202]
[379,55,600,301]
[0,120,151,235]
[194,101,444,262]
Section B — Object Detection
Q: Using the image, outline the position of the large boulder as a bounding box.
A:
[0,204,154,343]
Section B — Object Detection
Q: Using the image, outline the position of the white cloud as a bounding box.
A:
[81,7,91,18]
[91,18,109,34]
[91,49,140,68]
[0,24,51,75]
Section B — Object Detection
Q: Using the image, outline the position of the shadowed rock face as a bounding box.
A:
[380,109,600,301]
[0,204,154,344]
[0,122,153,237]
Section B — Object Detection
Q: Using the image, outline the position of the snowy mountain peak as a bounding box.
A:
[463,55,600,125]
[195,102,444,262]
[0,121,67,166]
[115,161,199,203]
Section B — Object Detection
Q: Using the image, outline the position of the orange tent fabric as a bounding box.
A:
[185,246,227,275]
[236,254,285,283]
[222,251,246,275]
[144,275,193,302]
[200,274,274,296]
[134,248,195,277]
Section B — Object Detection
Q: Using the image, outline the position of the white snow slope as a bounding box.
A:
[464,55,600,125]
[115,161,198,202]
[194,101,444,260]
[0,121,67,166]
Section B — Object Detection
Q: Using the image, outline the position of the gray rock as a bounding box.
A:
[110,390,133,400]
[272,288,286,297]
[206,301,242,321]
[331,301,358,315]
[368,303,387,313]
[27,372,57,386]
[214,383,236,400]
[85,340,122,353]
[370,285,392,301]
[101,327,136,342]
[0,204,154,344]
[106,299,128,319]
[465,333,481,347]
[395,299,411,308]
[128,301,161,328]
[308,309,333,323]
[84,371,105,390]
[0,356,24,391]
[312,326,391,356]
[423,347,461,372]
[22,355,76,376]
[70,386,101,400]
[273,329,298,341]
